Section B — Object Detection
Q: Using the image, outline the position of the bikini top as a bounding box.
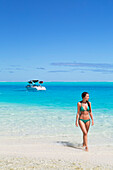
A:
[80,102,90,112]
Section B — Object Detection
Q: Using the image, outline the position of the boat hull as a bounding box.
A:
[26,86,46,91]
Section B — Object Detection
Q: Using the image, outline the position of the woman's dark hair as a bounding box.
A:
[80,92,91,111]
[81,92,88,99]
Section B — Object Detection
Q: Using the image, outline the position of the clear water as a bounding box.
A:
[0,82,113,145]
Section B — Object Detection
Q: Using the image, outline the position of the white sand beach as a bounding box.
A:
[0,136,113,169]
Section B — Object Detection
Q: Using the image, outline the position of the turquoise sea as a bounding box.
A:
[0,82,113,145]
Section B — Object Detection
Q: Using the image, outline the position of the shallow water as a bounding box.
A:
[0,82,113,145]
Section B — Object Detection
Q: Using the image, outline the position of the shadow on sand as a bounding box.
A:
[56,141,84,151]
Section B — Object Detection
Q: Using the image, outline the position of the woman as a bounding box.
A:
[75,92,94,151]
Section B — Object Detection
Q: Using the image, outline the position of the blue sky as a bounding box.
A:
[0,0,113,82]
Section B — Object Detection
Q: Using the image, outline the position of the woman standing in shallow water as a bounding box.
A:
[75,92,94,151]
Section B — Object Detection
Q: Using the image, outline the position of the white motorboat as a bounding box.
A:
[26,80,46,91]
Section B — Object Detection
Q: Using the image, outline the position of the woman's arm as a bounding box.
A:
[75,102,80,127]
[89,102,94,126]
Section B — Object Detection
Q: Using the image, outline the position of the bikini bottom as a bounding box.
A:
[79,119,90,124]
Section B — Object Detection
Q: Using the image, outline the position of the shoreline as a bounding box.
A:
[0,136,113,169]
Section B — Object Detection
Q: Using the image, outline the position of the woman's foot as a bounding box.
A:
[82,143,85,147]
[85,146,88,152]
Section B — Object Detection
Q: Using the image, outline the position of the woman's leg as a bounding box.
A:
[79,120,88,150]
[85,120,90,151]
[85,120,90,133]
